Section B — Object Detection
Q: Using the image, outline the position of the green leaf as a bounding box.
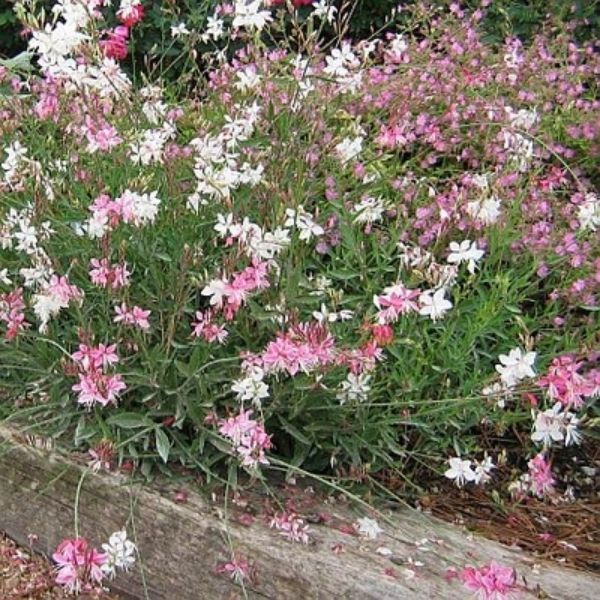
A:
[279,418,312,445]
[175,359,192,377]
[107,413,154,429]
[155,427,170,463]
[227,461,238,488]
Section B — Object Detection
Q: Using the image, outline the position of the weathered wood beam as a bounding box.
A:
[0,425,598,599]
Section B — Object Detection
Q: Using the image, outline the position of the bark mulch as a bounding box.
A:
[423,486,600,573]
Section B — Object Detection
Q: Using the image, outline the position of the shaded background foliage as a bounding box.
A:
[1,0,599,66]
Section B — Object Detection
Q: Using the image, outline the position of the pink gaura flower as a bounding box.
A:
[216,554,252,585]
[261,322,335,376]
[373,283,420,324]
[269,511,311,544]
[84,117,122,153]
[73,343,119,372]
[261,334,307,375]
[72,371,127,407]
[339,340,385,375]
[53,537,107,594]
[527,453,556,498]
[34,92,59,120]
[191,310,228,344]
[89,193,122,229]
[459,561,516,600]
[114,303,151,331]
[537,354,596,408]
[202,260,271,320]
[117,1,145,27]
[100,26,129,61]
[47,275,83,304]
[218,409,272,468]
[89,258,131,290]
[0,287,29,341]
[71,343,126,407]
[371,324,394,346]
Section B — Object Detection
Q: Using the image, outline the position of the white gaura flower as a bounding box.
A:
[235,67,262,92]
[312,0,337,24]
[336,373,371,404]
[248,227,290,260]
[418,288,452,321]
[577,193,600,231]
[2,140,28,183]
[531,403,565,446]
[20,264,53,289]
[129,128,172,165]
[214,213,242,239]
[447,240,484,274]
[503,130,534,172]
[323,42,359,79]
[444,457,476,487]
[564,413,583,447]
[335,136,363,164]
[85,211,109,239]
[356,517,383,539]
[313,303,354,324]
[202,279,229,308]
[231,367,269,406]
[101,530,136,579]
[13,222,39,255]
[506,106,539,130]
[473,455,495,485]
[353,196,386,225]
[171,22,191,38]
[232,1,273,31]
[202,16,225,42]
[52,0,97,29]
[495,347,536,388]
[471,173,491,190]
[466,195,502,225]
[29,22,89,66]
[284,207,324,242]
[128,191,162,226]
[387,33,408,56]
[0,268,12,286]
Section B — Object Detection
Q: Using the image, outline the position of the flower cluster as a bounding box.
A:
[0,0,598,510]
[444,456,496,488]
[53,530,136,593]
[269,511,311,544]
[537,355,599,409]
[458,561,516,600]
[53,537,106,595]
[218,409,273,468]
[71,343,127,408]
[0,287,28,340]
[509,453,556,499]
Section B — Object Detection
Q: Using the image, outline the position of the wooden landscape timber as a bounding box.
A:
[1,425,599,600]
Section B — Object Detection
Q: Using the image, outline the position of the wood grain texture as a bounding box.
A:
[1,425,599,600]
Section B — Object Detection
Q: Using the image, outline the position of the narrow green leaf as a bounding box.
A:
[155,427,170,463]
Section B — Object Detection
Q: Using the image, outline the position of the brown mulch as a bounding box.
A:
[423,485,600,573]
[0,534,119,600]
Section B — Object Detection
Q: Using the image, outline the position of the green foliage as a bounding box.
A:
[2,1,599,64]
[0,0,598,495]
[0,1,24,58]
[465,0,600,44]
